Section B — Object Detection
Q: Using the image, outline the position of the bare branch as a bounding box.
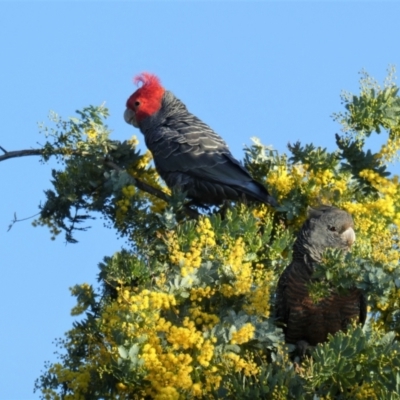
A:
[8,211,41,232]
[0,148,43,162]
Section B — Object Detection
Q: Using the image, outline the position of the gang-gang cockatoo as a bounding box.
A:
[124,73,277,207]
[275,205,366,355]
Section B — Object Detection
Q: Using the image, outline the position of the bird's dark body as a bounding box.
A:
[276,257,366,346]
[138,91,276,206]
[275,206,366,348]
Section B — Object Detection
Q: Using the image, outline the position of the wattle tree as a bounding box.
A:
[2,69,400,399]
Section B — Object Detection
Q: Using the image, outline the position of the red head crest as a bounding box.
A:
[126,72,165,123]
[134,72,162,90]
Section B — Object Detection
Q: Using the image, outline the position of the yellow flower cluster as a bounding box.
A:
[312,169,334,186]
[167,235,201,274]
[224,352,259,376]
[351,383,378,399]
[139,315,217,398]
[341,170,400,262]
[100,288,177,344]
[369,230,400,268]
[267,165,297,200]
[85,126,98,141]
[190,306,220,328]
[190,285,215,301]
[70,282,91,295]
[98,282,222,398]
[252,203,268,220]
[126,150,169,215]
[191,383,202,397]
[120,288,176,312]
[243,278,272,318]
[266,163,349,205]
[182,244,203,271]
[230,323,255,345]
[332,177,349,195]
[342,202,374,232]
[46,363,92,399]
[221,238,252,297]
[376,301,389,311]
[152,386,180,400]
[70,283,93,316]
[203,369,222,393]
[127,134,139,147]
[359,169,398,197]
[342,169,400,271]
[196,339,215,368]
[344,172,400,226]
[141,341,194,396]
[309,168,350,196]
[51,364,90,399]
[167,217,216,275]
[115,185,136,225]
[150,196,169,214]
[270,385,290,400]
[122,185,136,198]
[166,232,185,266]
[376,130,400,163]
[196,218,217,248]
[167,317,204,350]
[132,150,153,170]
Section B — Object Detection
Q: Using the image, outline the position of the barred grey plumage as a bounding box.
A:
[124,73,277,207]
[275,205,366,351]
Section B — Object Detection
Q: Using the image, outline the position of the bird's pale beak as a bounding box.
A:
[341,226,356,247]
[124,108,138,127]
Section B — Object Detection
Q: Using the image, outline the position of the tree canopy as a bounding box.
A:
[3,69,400,399]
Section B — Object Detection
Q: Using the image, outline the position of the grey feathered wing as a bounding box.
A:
[145,119,277,206]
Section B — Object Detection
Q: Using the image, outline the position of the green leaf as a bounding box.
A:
[118,346,128,359]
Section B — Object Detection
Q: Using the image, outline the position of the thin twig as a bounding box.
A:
[105,160,170,203]
[0,146,8,154]
[8,211,41,232]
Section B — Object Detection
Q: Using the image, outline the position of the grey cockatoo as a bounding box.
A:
[275,205,366,353]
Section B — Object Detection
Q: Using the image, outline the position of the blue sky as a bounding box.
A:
[1,2,400,399]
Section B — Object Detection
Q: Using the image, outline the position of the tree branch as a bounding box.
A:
[104,160,170,203]
[0,148,43,162]
[105,160,199,219]
[8,211,41,232]
[1,146,199,219]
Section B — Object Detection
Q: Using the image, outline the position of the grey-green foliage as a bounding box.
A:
[218,325,400,399]
[304,326,400,399]
[331,68,400,194]
[288,141,340,173]
[36,105,146,242]
[306,243,400,334]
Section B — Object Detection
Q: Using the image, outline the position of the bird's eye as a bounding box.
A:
[328,225,336,232]
[135,101,140,107]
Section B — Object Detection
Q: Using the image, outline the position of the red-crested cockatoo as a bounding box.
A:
[124,73,277,207]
